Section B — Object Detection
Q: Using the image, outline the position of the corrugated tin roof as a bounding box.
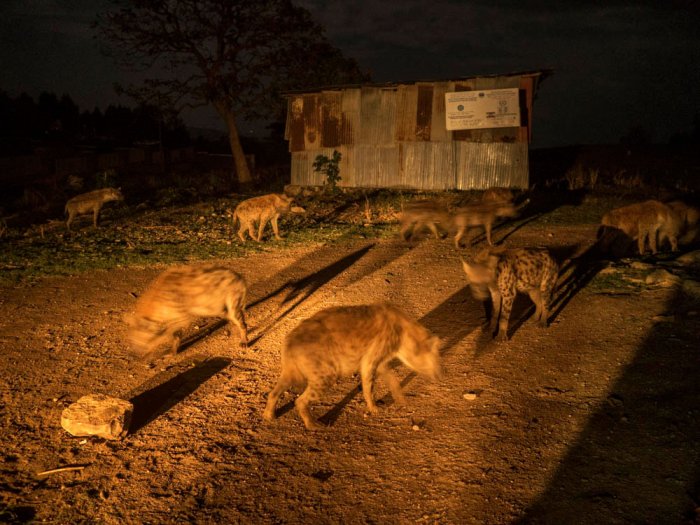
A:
[281,69,554,96]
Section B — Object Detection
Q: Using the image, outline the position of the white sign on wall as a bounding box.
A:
[445,88,521,130]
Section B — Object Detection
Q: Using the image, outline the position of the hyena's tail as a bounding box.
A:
[230,208,240,229]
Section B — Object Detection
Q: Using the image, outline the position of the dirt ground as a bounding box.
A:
[1,213,699,524]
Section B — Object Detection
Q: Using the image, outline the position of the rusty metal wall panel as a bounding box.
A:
[399,142,456,190]
[430,82,451,143]
[287,97,305,152]
[416,84,433,141]
[320,91,342,148]
[303,95,320,150]
[395,85,418,142]
[359,87,396,144]
[341,89,361,144]
[352,144,399,188]
[454,143,529,190]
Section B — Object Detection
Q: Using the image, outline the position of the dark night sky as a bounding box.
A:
[1,0,699,148]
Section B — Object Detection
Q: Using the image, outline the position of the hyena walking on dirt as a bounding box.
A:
[398,200,451,241]
[598,200,677,256]
[452,200,518,247]
[65,187,124,231]
[461,247,559,341]
[126,264,248,359]
[263,304,442,430]
[231,193,303,242]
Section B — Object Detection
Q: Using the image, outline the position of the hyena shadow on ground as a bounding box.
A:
[246,241,408,346]
[127,356,231,434]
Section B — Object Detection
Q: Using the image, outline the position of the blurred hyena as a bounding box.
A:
[481,187,515,204]
[126,264,248,359]
[452,200,518,247]
[598,200,676,256]
[65,187,124,231]
[263,303,442,430]
[461,247,559,341]
[231,193,303,242]
[398,200,451,241]
[661,200,700,248]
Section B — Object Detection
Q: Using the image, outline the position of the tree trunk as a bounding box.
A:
[214,102,252,186]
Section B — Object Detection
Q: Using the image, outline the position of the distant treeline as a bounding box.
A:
[0,90,190,154]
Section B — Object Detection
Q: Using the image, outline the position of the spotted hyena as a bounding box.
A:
[231,193,303,242]
[452,200,518,247]
[126,264,248,359]
[263,303,442,430]
[398,200,451,241]
[65,187,124,231]
[598,200,676,256]
[461,247,559,341]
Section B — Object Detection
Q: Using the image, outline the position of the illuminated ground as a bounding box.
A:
[1,213,698,523]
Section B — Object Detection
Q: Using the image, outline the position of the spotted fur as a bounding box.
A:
[462,247,559,341]
[231,193,301,242]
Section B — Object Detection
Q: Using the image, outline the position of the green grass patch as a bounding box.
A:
[0,198,398,285]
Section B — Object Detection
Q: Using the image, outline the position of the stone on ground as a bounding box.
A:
[61,394,133,440]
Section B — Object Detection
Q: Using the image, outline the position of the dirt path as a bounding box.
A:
[1,221,699,524]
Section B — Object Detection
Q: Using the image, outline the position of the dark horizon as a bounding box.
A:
[1,1,699,148]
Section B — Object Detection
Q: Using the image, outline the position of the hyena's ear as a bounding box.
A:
[429,336,442,352]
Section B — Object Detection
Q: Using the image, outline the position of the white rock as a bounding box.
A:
[645,269,681,287]
[463,392,478,401]
[61,394,133,440]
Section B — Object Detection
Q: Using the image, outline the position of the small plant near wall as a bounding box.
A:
[312,150,342,192]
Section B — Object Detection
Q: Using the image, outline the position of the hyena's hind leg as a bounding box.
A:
[295,381,326,430]
[527,289,547,326]
[224,294,248,347]
[263,370,295,422]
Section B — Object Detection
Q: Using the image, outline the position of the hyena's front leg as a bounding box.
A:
[271,214,284,240]
[484,221,494,245]
[360,356,381,414]
[377,361,406,406]
[92,206,101,228]
[428,222,441,240]
[256,217,268,242]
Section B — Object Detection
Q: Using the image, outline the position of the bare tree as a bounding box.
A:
[97,0,368,186]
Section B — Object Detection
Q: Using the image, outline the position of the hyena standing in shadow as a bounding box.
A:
[598,200,676,256]
[661,200,700,248]
[398,200,451,241]
[126,264,248,360]
[231,193,304,242]
[461,247,559,341]
[65,187,124,231]
[263,303,442,430]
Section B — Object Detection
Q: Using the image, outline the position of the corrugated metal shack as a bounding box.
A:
[283,70,551,190]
